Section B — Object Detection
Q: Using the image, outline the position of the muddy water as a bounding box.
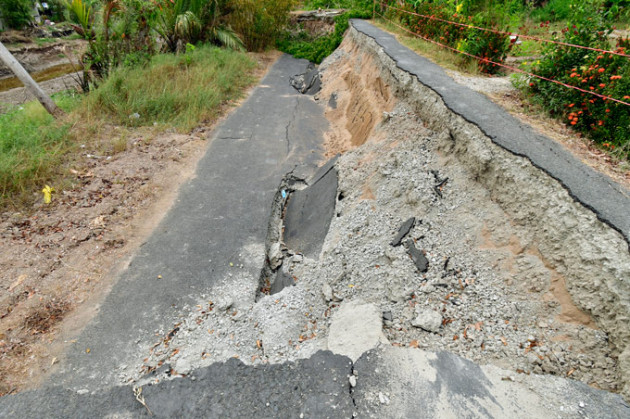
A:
[0,63,77,93]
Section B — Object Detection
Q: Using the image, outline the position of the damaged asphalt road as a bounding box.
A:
[41,54,327,392]
[3,21,630,418]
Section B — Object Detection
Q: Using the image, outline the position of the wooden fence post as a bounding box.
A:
[0,41,65,118]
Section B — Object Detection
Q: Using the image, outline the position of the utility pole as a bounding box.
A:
[0,41,65,118]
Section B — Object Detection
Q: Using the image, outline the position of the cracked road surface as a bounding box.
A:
[46,54,327,392]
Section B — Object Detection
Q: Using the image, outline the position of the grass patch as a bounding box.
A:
[0,91,81,205]
[83,45,257,131]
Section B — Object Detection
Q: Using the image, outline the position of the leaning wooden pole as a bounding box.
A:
[0,41,65,118]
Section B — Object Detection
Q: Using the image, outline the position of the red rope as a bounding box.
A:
[374,11,630,107]
[383,3,630,59]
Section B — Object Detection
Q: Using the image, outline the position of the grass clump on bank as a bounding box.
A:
[0,45,258,208]
[83,45,257,131]
[0,91,81,204]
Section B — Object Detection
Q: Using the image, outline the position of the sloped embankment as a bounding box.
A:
[308,20,630,398]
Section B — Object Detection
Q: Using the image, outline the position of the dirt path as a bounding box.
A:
[0,51,280,396]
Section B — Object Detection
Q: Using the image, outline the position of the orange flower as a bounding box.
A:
[568,103,575,107]
[599,83,606,88]
[598,68,605,73]
[570,121,577,125]
[606,109,610,113]
[598,121,604,126]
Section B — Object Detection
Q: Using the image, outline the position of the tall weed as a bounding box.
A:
[0,92,81,204]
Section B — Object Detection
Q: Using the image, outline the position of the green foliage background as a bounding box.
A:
[0,0,33,29]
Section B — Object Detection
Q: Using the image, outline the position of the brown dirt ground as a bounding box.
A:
[0,50,280,396]
[318,38,396,157]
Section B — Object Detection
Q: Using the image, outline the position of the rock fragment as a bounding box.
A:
[269,242,283,270]
[411,309,442,333]
[328,300,387,362]
[322,282,333,302]
[405,240,429,273]
[390,217,415,247]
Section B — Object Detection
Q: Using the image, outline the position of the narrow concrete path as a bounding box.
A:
[47,54,327,391]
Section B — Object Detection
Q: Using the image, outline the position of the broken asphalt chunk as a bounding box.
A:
[289,63,322,95]
[405,240,429,273]
[390,217,416,247]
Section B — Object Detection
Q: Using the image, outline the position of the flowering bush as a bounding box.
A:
[384,0,512,74]
[528,2,629,155]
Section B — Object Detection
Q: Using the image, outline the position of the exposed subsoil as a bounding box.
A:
[0,51,280,396]
[118,36,628,404]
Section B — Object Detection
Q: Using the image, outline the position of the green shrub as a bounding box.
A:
[301,0,373,13]
[277,9,371,63]
[384,1,513,74]
[529,0,573,22]
[228,0,296,51]
[0,0,33,29]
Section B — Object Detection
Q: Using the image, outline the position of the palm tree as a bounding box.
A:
[155,0,244,52]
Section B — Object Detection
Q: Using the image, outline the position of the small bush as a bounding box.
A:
[0,0,33,29]
[526,1,629,155]
[277,9,371,63]
[529,0,574,22]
